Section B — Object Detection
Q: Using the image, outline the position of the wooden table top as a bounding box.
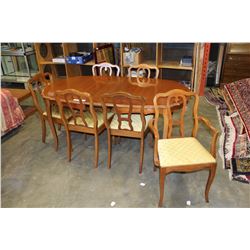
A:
[42,76,188,113]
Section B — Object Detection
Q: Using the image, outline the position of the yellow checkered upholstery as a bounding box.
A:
[158,137,216,167]
[110,114,153,131]
[43,106,72,119]
[68,111,113,128]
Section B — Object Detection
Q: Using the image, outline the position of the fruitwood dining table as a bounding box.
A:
[42,75,189,150]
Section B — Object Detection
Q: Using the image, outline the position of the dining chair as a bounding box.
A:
[101,92,153,173]
[92,62,120,76]
[55,89,113,168]
[128,64,159,79]
[149,89,219,207]
[28,72,71,149]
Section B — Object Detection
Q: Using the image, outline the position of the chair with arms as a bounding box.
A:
[128,64,159,79]
[92,62,120,76]
[55,89,113,168]
[28,72,70,150]
[101,92,153,173]
[149,89,219,207]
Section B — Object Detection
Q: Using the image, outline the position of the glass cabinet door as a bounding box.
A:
[1,43,38,85]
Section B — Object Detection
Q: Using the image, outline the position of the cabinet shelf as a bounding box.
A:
[40,61,63,65]
[158,61,193,70]
[123,60,156,68]
[1,71,37,85]
[1,49,35,56]
[39,60,95,66]
[65,59,95,66]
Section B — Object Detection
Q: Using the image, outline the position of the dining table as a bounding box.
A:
[42,75,189,150]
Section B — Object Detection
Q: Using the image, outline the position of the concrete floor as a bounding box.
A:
[1,97,250,207]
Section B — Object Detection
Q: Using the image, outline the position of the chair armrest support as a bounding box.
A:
[149,118,160,166]
[198,116,219,158]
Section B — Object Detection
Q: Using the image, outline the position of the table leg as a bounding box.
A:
[45,99,58,151]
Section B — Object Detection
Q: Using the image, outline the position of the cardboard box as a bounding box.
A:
[123,51,142,66]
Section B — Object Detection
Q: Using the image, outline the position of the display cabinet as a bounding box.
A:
[1,43,38,88]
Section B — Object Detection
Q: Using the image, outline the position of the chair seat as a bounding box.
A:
[68,111,113,128]
[43,106,72,119]
[110,114,153,132]
[158,137,216,167]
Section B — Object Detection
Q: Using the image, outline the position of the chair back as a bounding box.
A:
[128,74,158,87]
[153,89,199,139]
[55,89,98,129]
[101,92,145,132]
[92,62,120,76]
[28,72,52,115]
[128,64,159,79]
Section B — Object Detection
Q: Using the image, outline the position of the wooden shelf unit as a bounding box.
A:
[34,43,198,90]
[157,43,197,87]
[220,43,250,83]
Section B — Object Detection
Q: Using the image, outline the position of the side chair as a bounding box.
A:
[92,62,120,76]
[28,72,71,150]
[101,92,153,173]
[55,89,113,168]
[128,64,159,79]
[149,89,219,207]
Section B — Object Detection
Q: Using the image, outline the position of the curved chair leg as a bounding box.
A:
[94,134,99,168]
[158,168,166,207]
[139,137,145,174]
[205,164,217,202]
[107,130,112,169]
[41,117,46,143]
[45,100,58,151]
[66,130,72,162]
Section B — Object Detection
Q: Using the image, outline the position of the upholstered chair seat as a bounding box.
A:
[110,114,153,132]
[43,105,72,120]
[68,111,113,128]
[158,137,216,167]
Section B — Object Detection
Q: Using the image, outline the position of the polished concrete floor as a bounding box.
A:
[1,97,250,207]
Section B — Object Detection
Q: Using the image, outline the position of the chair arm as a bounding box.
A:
[148,118,160,166]
[198,116,219,158]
